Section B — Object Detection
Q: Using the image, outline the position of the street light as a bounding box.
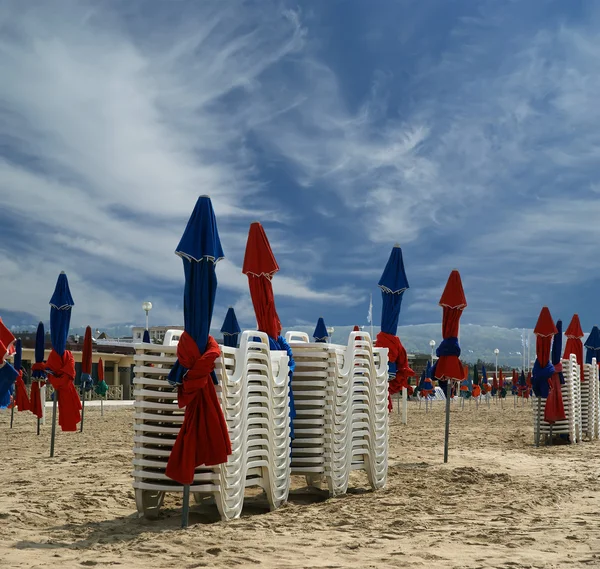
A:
[327,327,335,344]
[494,348,499,376]
[429,339,436,363]
[142,301,153,331]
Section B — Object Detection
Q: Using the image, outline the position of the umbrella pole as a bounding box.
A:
[444,381,451,463]
[402,387,407,425]
[37,416,41,435]
[10,404,14,428]
[101,395,104,417]
[535,397,541,447]
[549,424,553,446]
[182,484,190,528]
[50,394,58,458]
[80,386,86,433]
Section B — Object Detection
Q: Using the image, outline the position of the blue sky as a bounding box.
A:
[1,0,599,334]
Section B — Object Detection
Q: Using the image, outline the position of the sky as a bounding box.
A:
[1,0,600,336]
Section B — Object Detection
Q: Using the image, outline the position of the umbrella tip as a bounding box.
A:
[393,243,401,248]
[199,194,210,198]
[60,270,66,274]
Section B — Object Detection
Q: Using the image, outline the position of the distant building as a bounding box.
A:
[131,325,184,343]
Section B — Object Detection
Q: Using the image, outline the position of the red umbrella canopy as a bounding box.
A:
[563,313,584,371]
[534,306,558,367]
[512,369,518,386]
[82,326,93,375]
[242,222,282,339]
[498,368,504,389]
[98,358,104,381]
[434,270,467,380]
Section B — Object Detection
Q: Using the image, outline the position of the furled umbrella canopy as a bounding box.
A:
[511,369,519,395]
[563,314,584,375]
[433,270,467,385]
[313,317,329,343]
[13,339,30,411]
[143,329,151,344]
[0,319,17,408]
[81,327,94,392]
[243,222,295,438]
[481,364,490,394]
[375,245,414,405]
[46,272,81,431]
[95,357,108,397]
[30,322,47,419]
[221,307,241,348]
[531,307,558,398]
[518,370,527,396]
[165,196,231,486]
[471,364,481,398]
[584,326,600,365]
[545,319,566,424]
[419,361,435,396]
[491,373,498,396]
[498,369,507,398]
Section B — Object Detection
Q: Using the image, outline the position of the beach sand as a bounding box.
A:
[2,398,600,569]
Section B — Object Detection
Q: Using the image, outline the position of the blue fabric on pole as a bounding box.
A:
[49,273,74,356]
[269,335,296,440]
[32,322,46,379]
[436,337,461,358]
[378,245,409,336]
[584,326,600,364]
[426,360,432,379]
[221,307,241,348]
[417,367,426,391]
[551,319,565,384]
[519,370,526,387]
[167,196,222,387]
[387,361,397,375]
[313,317,329,343]
[0,362,18,408]
[15,338,22,371]
[531,360,554,398]
[80,373,94,391]
[143,329,150,344]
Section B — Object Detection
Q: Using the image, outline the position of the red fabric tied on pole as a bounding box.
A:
[14,370,30,411]
[0,319,15,363]
[46,350,81,431]
[376,331,415,395]
[165,333,231,485]
[564,314,585,379]
[472,385,481,397]
[246,275,281,339]
[544,373,566,423]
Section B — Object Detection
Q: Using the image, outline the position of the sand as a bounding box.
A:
[2,398,600,569]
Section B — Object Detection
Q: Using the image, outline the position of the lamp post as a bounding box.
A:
[429,339,436,364]
[142,301,153,332]
[327,327,335,344]
[494,348,499,376]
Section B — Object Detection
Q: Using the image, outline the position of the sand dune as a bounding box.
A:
[2,399,600,568]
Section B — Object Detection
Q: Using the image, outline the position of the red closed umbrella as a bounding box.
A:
[79,326,93,432]
[432,269,467,463]
[563,314,584,379]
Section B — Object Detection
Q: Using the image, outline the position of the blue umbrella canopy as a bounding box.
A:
[551,319,565,384]
[143,329,151,344]
[49,272,74,356]
[33,322,45,376]
[168,195,223,383]
[313,317,328,343]
[221,307,241,348]
[481,365,488,387]
[0,324,17,407]
[378,244,409,336]
[14,338,22,372]
[584,325,600,364]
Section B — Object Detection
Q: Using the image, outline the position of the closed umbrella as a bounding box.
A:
[532,307,557,447]
[375,244,414,413]
[220,307,241,348]
[432,270,467,463]
[243,222,295,439]
[313,317,329,343]
[545,319,566,432]
[79,326,93,432]
[472,364,481,400]
[164,196,231,529]
[584,325,600,365]
[0,319,17,409]
[95,357,108,416]
[47,272,81,457]
[563,314,584,377]
[30,322,47,433]
[11,339,31,427]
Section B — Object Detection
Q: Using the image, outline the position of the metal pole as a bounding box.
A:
[50,394,58,457]
[402,387,408,425]
[10,402,14,428]
[182,485,190,528]
[444,380,451,463]
[535,397,541,447]
[145,310,149,332]
[80,385,86,433]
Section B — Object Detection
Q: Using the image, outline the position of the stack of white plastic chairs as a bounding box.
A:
[534,354,581,443]
[132,331,291,521]
[285,330,388,496]
[581,359,599,440]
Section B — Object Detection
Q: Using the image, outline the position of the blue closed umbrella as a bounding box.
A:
[221,307,241,348]
[584,326,600,364]
[313,317,328,343]
[143,329,151,344]
[163,196,231,527]
[49,273,74,357]
[31,322,47,430]
[378,244,409,337]
[551,319,565,384]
